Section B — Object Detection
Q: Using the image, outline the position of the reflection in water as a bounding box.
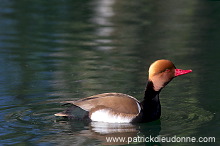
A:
[50,119,161,145]
[91,0,116,50]
[91,0,115,26]
[81,122,139,145]
[90,122,138,134]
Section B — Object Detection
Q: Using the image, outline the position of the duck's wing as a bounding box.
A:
[59,93,141,115]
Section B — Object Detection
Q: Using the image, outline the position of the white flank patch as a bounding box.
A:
[90,109,133,123]
[136,102,141,113]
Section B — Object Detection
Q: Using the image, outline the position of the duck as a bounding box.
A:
[55,59,192,123]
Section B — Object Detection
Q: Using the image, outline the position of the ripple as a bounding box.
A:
[0,101,60,144]
[161,105,214,136]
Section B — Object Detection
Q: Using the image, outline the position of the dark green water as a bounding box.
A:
[0,0,219,145]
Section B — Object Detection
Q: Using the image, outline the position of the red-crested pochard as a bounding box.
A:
[55,59,192,123]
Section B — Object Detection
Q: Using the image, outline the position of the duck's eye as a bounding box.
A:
[165,69,170,72]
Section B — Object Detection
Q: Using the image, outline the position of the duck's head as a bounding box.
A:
[148,59,192,91]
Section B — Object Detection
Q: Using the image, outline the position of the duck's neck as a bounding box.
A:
[144,81,161,100]
[140,80,161,122]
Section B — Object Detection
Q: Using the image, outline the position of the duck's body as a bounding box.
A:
[57,93,141,123]
[55,60,192,123]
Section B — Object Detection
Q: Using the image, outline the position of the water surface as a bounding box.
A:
[0,0,219,145]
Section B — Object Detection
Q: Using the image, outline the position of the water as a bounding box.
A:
[0,0,219,145]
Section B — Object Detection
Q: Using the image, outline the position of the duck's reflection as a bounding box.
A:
[90,121,138,134]
[79,122,138,145]
[56,119,161,145]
